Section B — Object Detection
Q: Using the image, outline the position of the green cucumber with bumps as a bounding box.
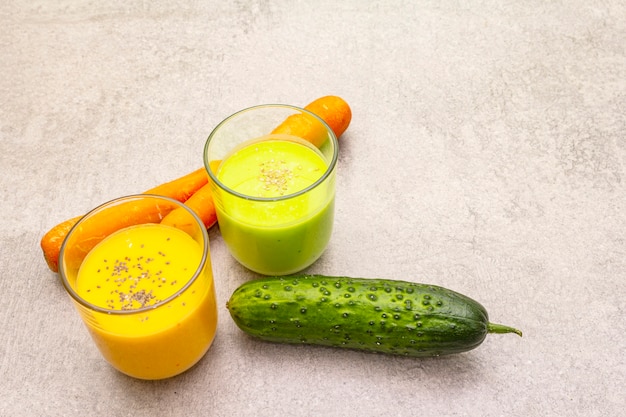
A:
[227,274,522,357]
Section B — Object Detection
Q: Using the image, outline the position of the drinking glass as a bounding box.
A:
[204,105,338,275]
[59,194,217,380]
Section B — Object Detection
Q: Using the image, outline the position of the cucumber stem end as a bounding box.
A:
[487,322,522,337]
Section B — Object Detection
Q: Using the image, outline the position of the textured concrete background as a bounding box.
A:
[1,1,624,416]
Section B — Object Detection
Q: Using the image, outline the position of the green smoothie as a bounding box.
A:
[214,135,336,275]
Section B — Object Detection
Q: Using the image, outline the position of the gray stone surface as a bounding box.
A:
[1,1,624,416]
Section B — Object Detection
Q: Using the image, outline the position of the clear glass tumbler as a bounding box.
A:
[59,194,217,380]
[204,105,338,276]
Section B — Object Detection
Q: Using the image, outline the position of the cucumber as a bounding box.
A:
[226,274,521,357]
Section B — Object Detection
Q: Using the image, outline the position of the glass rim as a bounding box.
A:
[203,104,339,202]
[58,193,210,315]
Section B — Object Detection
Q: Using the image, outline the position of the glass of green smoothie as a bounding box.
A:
[204,105,338,276]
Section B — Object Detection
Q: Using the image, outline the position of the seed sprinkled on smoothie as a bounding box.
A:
[76,226,192,311]
[259,159,294,194]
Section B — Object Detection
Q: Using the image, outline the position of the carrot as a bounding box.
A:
[160,160,221,232]
[41,216,84,273]
[303,95,352,139]
[41,168,208,272]
[271,95,352,147]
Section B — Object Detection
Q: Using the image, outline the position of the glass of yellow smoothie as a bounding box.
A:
[59,194,217,380]
[204,105,338,276]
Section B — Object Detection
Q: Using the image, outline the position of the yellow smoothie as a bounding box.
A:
[74,223,217,380]
[214,135,335,275]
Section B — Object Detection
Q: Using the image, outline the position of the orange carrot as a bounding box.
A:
[304,95,352,139]
[272,95,352,147]
[41,216,84,273]
[161,160,221,231]
[41,168,208,272]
